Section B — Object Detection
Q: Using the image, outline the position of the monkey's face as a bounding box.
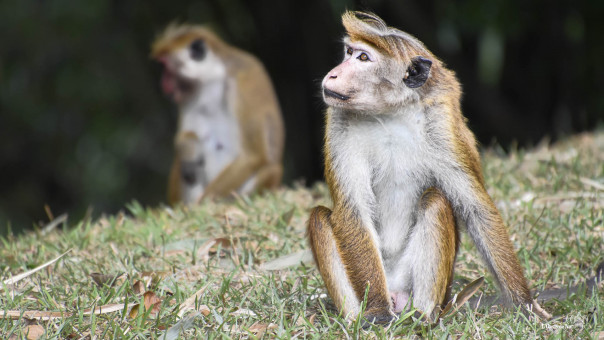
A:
[322,37,432,114]
[155,37,226,104]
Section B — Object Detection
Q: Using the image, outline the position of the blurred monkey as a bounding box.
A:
[152,24,285,205]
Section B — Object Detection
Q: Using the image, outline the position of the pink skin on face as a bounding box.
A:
[322,58,355,101]
[157,56,186,103]
[161,69,176,96]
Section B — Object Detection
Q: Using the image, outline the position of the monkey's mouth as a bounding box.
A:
[161,70,196,103]
[323,88,350,101]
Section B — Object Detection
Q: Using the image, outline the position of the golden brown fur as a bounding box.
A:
[308,11,550,325]
[152,24,285,204]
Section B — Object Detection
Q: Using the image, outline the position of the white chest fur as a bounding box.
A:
[179,79,241,185]
[328,108,437,259]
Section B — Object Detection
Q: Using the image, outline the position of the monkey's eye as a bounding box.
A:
[346,47,353,55]
[408,67,418,77]
[357,52,369,61]
[189,39,206,61]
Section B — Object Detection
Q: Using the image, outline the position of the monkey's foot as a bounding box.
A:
[360,312,396,329]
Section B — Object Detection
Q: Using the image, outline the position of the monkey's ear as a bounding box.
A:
[403,56,432,88]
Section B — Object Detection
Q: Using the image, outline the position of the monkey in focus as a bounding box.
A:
[307,11,551,324]
[152,24,285,205]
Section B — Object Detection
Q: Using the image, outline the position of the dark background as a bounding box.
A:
[1,0,603,234]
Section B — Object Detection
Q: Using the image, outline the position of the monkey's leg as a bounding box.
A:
[252,163,283,192]
[405,188,458,320]
[308,206,361,319]
[309,206,394,324]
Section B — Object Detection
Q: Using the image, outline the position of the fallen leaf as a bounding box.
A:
[23,324,44,340]
[177,285,208,317]
[109,243,120,256]
[197,238,235,262]
[140,270,170,286]
[130,291,162,318]
[438,277,484,319]
[144,291,162,314]
[82,303,126,315]
[248,322,278,337]
[209,238,233,253]
[2,250,71,289]
[209,308,224,325]
[308,313,316,325]
[0,304,126,321]
[129,305,141,319]
[277,208,295,227]
[194,239,217,262]
[580,177,604,190]
[199,305,211,317]
[163,238,237,263]
[40,213,67,236]
[164,249,186,256]
[90,272,125,287]
[224,206,248,226]
[0,310,68,320]
[230,308,257,317]
[132,280,145,295]
[162,239,210,254]
[260,249,314,271]
[160,311,202,340]
[295,313,317,327]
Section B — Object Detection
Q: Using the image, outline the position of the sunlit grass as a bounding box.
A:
[1,132,602,339]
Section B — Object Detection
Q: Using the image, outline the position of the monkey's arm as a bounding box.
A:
[200,154,263,199]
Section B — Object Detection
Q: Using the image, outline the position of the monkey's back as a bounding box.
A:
[223,49,285,165]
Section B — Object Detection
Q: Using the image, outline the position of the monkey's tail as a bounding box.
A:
[468,261,604,310]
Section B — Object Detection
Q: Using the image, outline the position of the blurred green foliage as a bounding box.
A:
[1,0,603,234]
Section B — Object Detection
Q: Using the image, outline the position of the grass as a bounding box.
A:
[1,131,603,339]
